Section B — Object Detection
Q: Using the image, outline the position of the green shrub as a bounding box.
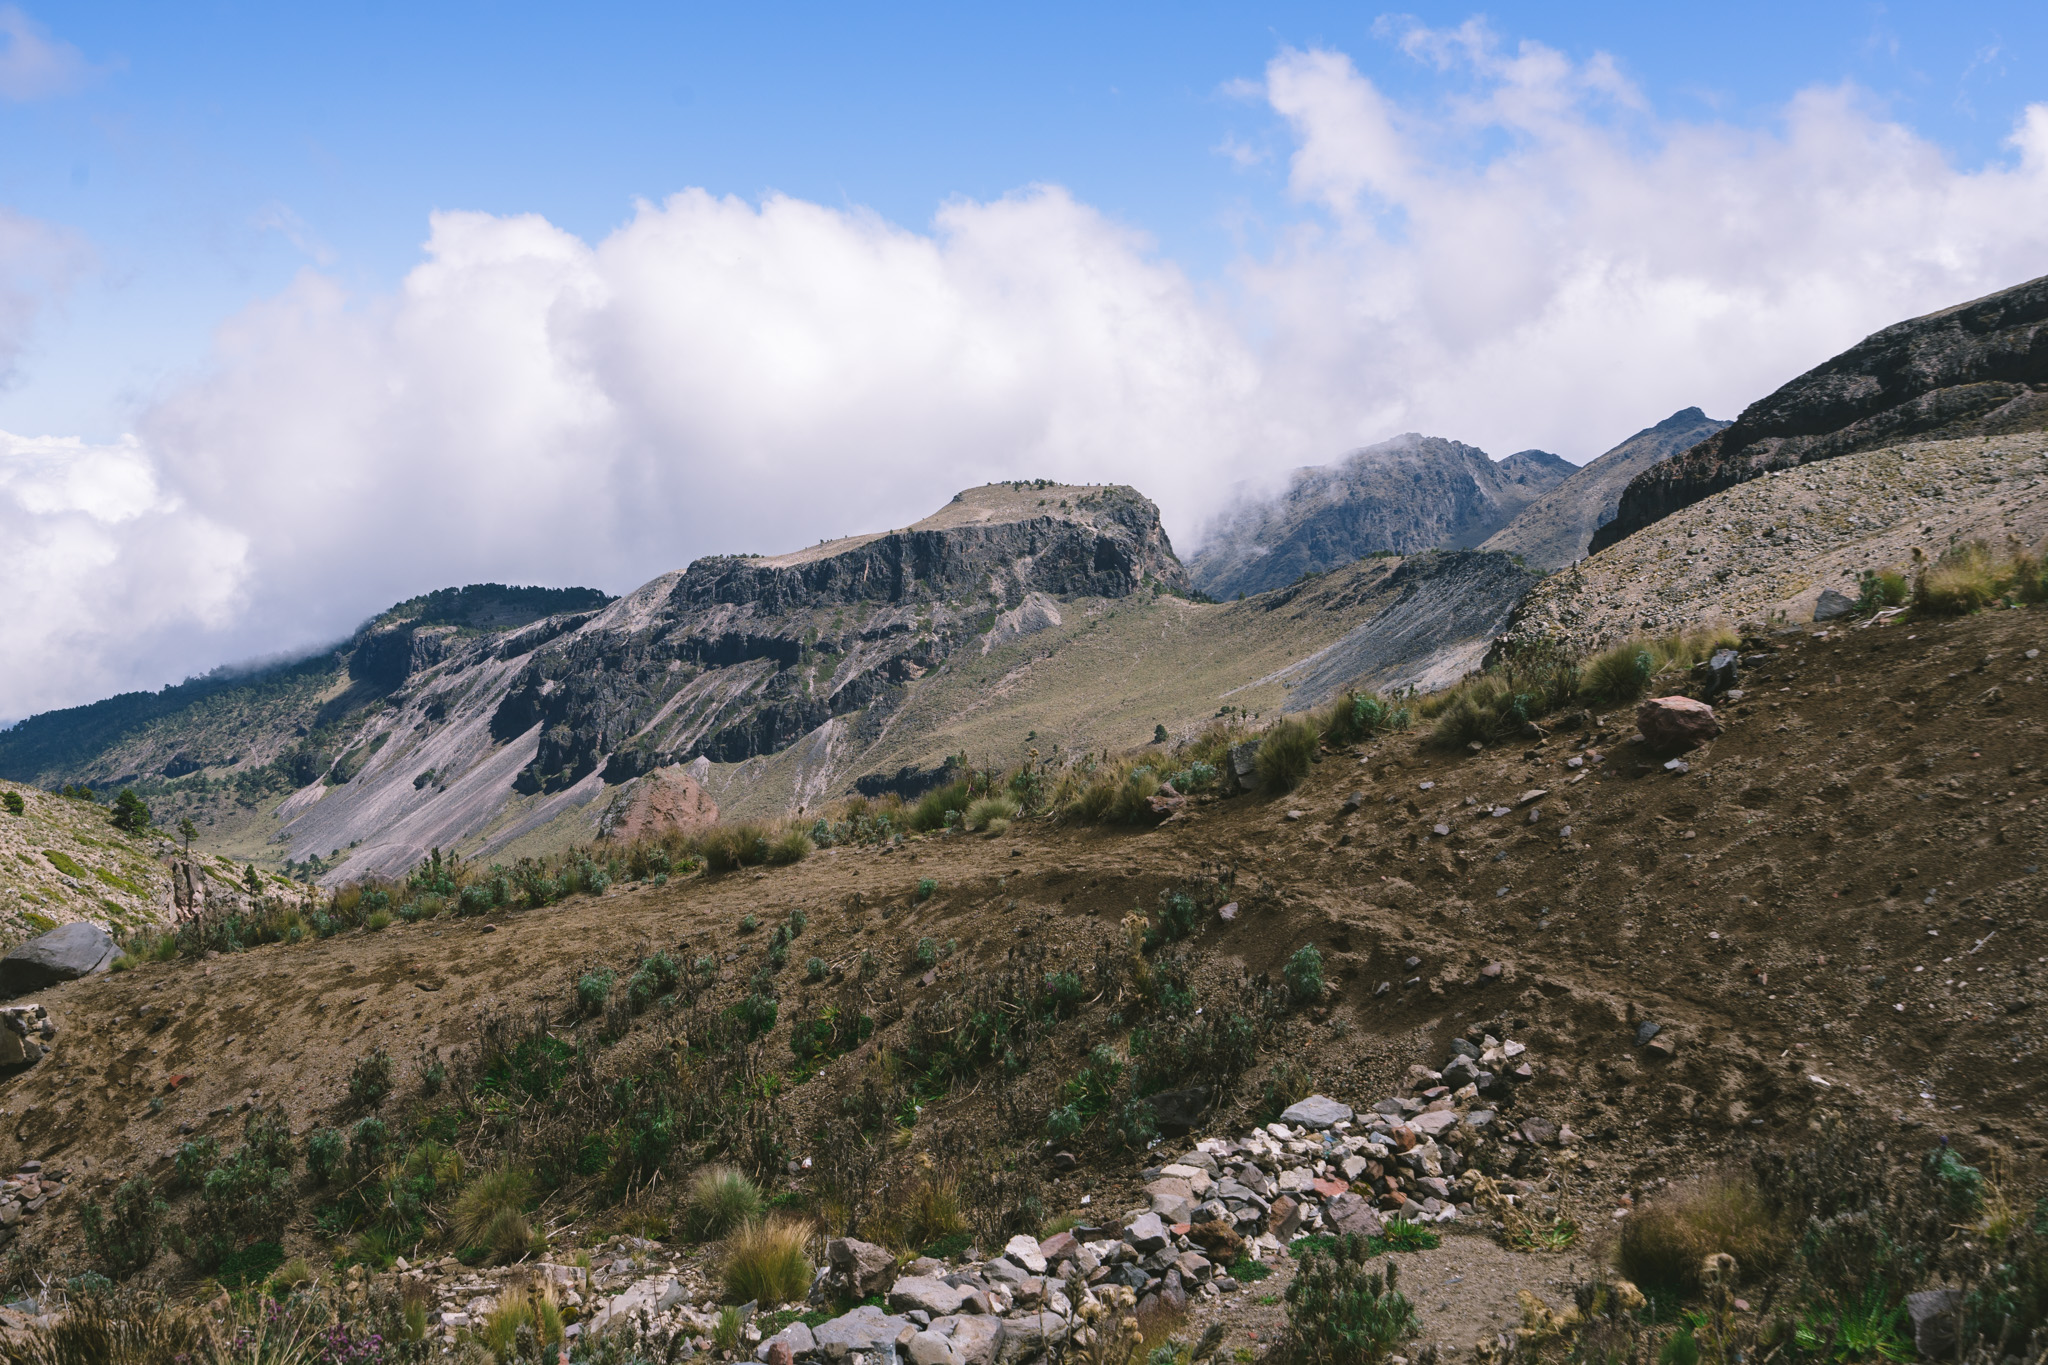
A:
[914,937,940,969]
[805,957,827,982]
[685,1166,765,1240]
[910,780,973,832]
[1046,1105,1083,1145]
[1322,690,1412,746]
[171,1136,220,1193]
[722,1218,814,1305]
[345,1116,392,1182]
[214,1240,284,1289]
[348,1047,394,1110]
[80,1176,166,1278]
[1858,568,1909,611]
[629,952,680,1012]
[915,877,937,902]
[1926,1144,1985,1218]
[304,1128,345,1186]
[1272,1236,1417,1364]
[1256,719,1318,794]
[1,792,23,816]
[1106,767,1164,823]
[173,1111,296,1273]
[1283,943,1324,1008]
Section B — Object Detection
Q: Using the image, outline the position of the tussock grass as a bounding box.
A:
[1913,538,2048,616]
[1256,718,1319,794]
[963,795,1020,832]
[480,1281,563,1357]
[721,1217,815,1305]
[683,1166,763,1241]
[1615,1172,1791,1299]
[451,1166,535,1259]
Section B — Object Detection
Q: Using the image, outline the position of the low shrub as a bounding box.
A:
[1322,690,1412,746]
[348,1047,394,1110]
[576,968,616,1015]
[1256,718,1318,794]
[805,957,827,982]
[172,1109,296,1273]
[79,1177,166,1279]
[910,780,973,832]
[721,1217,814,1305]
[1271,1236,1417,1364]
[1858,568,1910,612]
[684,1166,764,1240]
[767,828,814,865]
[1283,943,1324,1009]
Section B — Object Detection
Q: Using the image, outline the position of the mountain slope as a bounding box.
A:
[1187,435,1572,599]
[1592,272,2048,554]
[0,781,174,949]
[1496,429,2048,657]
[1479,408,1728,569]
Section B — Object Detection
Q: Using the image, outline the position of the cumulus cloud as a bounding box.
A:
[9,20,2048,718]
[1238,23,2048,460]
[0,5,92,101]
[0,432,248,718]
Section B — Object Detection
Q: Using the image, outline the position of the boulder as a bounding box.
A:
[1123,1212,1170,1253]
[1141,1086,1211,1137]
[1144,1178,1194,1225]
[1635,696,1721,751]
[1037,1231,1077,1267]
[1813,588,1857,622]
[812,1305,915,1357]
[1269,1195,1304,1239]
[890,1277,976,1318]
[1186,1219,1244,1263]
[1278,1095,1353,1129]
[1001,1235,1047,1274]
[1905,1289,1960,1359]
[756,1322,816,1362]
[1229,742,1262,793]
[0,923,116,997]
[1325,1192,1384,1238]
[826,1237,897,1297]
[997,1312,1069,1363]
[930,1315,1006,1365]
[909,1330,964,1365]
[1704,648,1740,695]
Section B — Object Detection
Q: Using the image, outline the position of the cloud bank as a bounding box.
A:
[8,22,2048,719]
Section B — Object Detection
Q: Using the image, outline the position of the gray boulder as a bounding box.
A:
[812,1304,914,1356]
[1814,588,1857,622]
[0,922,117,998]
[1229,742,1261,793]
[930,1315,1005,1365]
[1123,1212,1170,1253]
[755,1321,817,1362]
[889,1276,976,1318]
[1279,1095,1353,1129]
[1704,648,1740,694]
[827,1236,897,1297]
[1905,1289,1960,1359]
[997,1312,1069,1363]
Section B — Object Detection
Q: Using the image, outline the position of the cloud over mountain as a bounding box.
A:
[7,22,2048,719]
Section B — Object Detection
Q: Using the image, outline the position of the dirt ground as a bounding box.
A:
[1,607,2043,1355]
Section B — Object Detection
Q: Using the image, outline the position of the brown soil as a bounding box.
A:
[2,609,2043,1355]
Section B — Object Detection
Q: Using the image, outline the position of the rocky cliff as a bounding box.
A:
[1591,273,2048,553]
[1187,435,1573,599]
[1479,408,1727,569]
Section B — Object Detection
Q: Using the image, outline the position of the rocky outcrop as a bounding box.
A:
[1592,273,2048,553]
[1482,408,1727,569]
[599,763,719,843]
[1189,436,1572,600]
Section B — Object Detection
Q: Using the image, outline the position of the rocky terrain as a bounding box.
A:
[0,604,2038,1360]
[1499,431,2048,655]
[1593,271,2048,553]
[0,782,178,947]
[1188,436,1573,600]
[1479,409,1728,571]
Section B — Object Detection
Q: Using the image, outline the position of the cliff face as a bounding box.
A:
[1480,408,1728,569]
[488,483,1187,793]
[1591,274,2048,553]
[1188,435,1572,600]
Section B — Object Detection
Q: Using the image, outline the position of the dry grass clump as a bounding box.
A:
[721,1217,815,1305]
[480,1279,564,1357]
[963,795,1020,832]
[1914,538,2048,616]
[1255,717,1319,794]
[1320,689,1412,746]
[683,1165,764,1240]
[1615,1172,1791,1299]
[694,819,812,871]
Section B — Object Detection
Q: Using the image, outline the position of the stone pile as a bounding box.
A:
[0,1160,67,1237]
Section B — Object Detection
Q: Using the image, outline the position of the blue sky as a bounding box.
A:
[6,2,2042,440]
[4,2,2048,717]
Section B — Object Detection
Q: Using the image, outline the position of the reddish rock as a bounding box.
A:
[1269,1194,1304,1239]
[765,1345,794,1365]
[609,763,719,841]
[1311,1177,1349,1199]
[1391,1126,1419,1152]
[1039,1230,1078,1265]
[1636,695,1722,750]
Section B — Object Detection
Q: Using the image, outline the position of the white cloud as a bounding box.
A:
[0,432,248,718]
[0,208,90,388]
[9,20,2048,718]
[0,5,91,101]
